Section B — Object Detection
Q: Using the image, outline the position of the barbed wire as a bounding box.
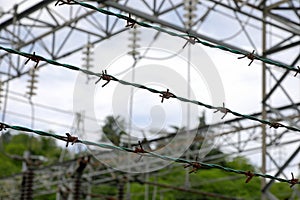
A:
[55,0,300,75]
[0,46,300,133]
[0,122,299,187]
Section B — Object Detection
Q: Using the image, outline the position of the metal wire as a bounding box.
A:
[0,121,299,186]
[61,0,300,74]
[0,46,299,133]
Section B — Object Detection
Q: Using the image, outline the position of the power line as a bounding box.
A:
[0,122,299,187]
[0,46,299,133]
[56,0,300,74]
[7,92,100,122]
[134,179,244,200]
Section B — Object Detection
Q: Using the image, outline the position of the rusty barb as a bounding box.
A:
[160,89,175,103]
[125,13,136,28]
[289,172,298,188]
[25,52,40,69]
[184,156,201,174]
[294,66,300,77]
[184,162,201,174]
[0,123,7,131]
[269,121,284,129]
[183,35,199,49]
[238,50,256,66]
[55,0,75,6]
[214,102,230,119]
[244,171,254,183]
[64,133,78,147]
[95,70,112,87]
[134,141,147,154]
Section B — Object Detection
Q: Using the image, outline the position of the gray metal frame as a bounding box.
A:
[0,0,299,199]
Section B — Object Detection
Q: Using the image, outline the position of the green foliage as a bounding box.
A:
[92,184,118,197]
[0,153,20,177]
[0,131,295,199]
[0,133,63,177]
[270,182,294,200]
[101,115,127,146]
[128,157,293,200]
[226,156,256,171]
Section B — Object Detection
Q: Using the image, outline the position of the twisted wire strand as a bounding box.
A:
[0,122,298,186]
[66,0,299,73]
[0,45,300,133]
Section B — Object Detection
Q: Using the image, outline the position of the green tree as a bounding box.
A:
[0,132,63,177]
[101,115,127,146]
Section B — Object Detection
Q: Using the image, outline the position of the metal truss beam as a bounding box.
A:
[262,54,300,104]
[262,144,300,192]
[0,0,54,30]
[0,0,299,198]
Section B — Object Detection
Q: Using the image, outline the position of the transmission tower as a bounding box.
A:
[0,0,299,199]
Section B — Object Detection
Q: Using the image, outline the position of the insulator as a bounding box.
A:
[26,68,38,98]
[184,0,198,30]
[128,27,140,58]
[21,169,34,200]
[118,181,124,200]
[82,37,94,71]
[74,175,82,200]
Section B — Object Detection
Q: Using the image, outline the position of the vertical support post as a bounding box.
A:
[20,151,34,200]
[144,164,149,200]
[183,0,197,189]
[261,3,267,200]
[127,25,140,200]
[74,173,81,200]
[118,177,125,200]
[86,175,91,200]
[73,156,90,200]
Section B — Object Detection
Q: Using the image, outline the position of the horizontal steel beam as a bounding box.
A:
[0,0,54,29]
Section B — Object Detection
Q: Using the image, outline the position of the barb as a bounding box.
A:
[214,102,230,119]
[24,52,40,69]
[269,121,284,129]
[1,121,299,186]
[55,0,75,6]
[182,35,199,49]
[125,13,136,28]
[160,89,175,103]
[289,172,298,188]
[62,0,299,74]
[295,66,300,77]
[95,70,113,87]
[1,46,300,133]
[184,156,201,174]
[237,50,256,66]
[0,123,6,131]
[133,141,147,154]
[244,171,254,183]
[64,133,78,147]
